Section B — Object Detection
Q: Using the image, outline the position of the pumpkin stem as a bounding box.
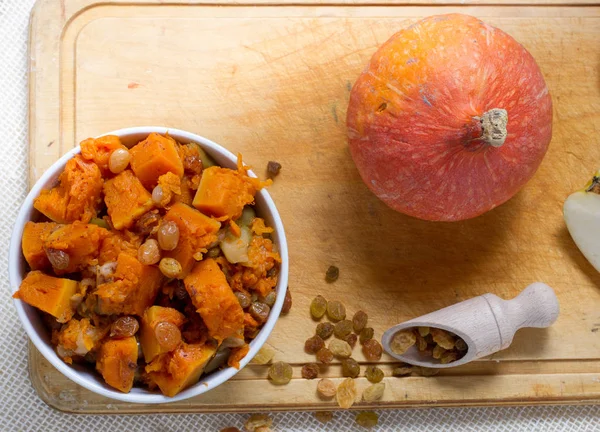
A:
[480,108,508,148]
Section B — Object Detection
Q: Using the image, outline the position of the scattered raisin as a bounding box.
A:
[110,316,139,338]
[316,347,334,364]
[317,379,337,399]
[266,161,282,179]
[314,411,334,423]
[325,265,339,283]
[365,365,384,383]
[135,210,160,235]
[326,300,346,322]
[333,320,353,339]
[46,248,69,270]
[362,382,385,402]
[244,413,273,431]
[301,363,319,379]
[305,335,325,354]
[138,239,160,265]
[362,339,383,361]
[158,221,180,251]
[359,327,374,344]
[316,322,334,340]
[336,377,357,409]
[281,289,292,314]
[355,411,379,428]
[341,358,360,378]
[416,366,440,377]
[344,333,358,349]
[329,339,352,358]
[268,361,293,385]
[310,295,327,320]
[159,257,182,279]
[392,363,413,377]
[352,310,368,333]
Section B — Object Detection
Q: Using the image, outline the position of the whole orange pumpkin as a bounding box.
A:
[347,14,552,221]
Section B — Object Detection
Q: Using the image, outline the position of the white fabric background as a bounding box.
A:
[1,1,599,430]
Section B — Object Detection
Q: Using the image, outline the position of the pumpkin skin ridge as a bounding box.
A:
[347,13,552,221]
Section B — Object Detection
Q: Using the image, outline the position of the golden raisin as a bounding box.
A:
[317,379,336,399]
[154,321,182,351]
[110,316,139,338]
[301,363,319,379]
[336,377,357,409]
[281,289,292,314]
[352,310,368,333]
[362,339,383,361]
[390,330,416,355]
[304,335,325,354]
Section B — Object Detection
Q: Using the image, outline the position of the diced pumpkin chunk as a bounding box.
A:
[22,221,59,270]
[56,318,106,363]
[173,176,194,206]
[130,133,184,189]
[34,155,103,223]
[192,164,267,220]
[183,259,244,342]
[98,230,142,265]
[80,135,127,175]
[146,342,216,397]
[96,336,138,393]
[44,221,109,274]
[140,306,186,362]
[103,170,153,230]
[13,271,78,323]
[163,202,221,277]
[95,253,162,316]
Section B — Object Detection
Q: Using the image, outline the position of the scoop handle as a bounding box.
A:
[485,282,560,348]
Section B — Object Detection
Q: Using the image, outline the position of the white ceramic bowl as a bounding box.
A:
[8,126,288,404]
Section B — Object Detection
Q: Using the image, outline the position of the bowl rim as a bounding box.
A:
[8,126,289,404]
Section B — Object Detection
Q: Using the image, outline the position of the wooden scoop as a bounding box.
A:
[381,282,560,368]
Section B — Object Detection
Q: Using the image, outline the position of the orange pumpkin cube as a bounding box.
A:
[98,230,142,265]
[183,258,244,342]
[95,253,163,316]
[146,342,216,397]
[34,155,103,224]
[103,170,154,230]
[139,306,186,362]
[173,176,195,206]
[129,133,184,189]
[96,336,138,393]
[44,221,109,274]
[163,202,221,277]
[13,271,78,323]
[21,221,59,270]
[192,166,258,220]
[80,135,127,175]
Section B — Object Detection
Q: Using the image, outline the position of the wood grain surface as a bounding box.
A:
[28,0,600,412]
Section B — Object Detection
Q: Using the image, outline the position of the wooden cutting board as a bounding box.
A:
[28,0,600,413]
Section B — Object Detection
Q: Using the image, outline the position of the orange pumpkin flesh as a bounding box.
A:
[347,14,553,221]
